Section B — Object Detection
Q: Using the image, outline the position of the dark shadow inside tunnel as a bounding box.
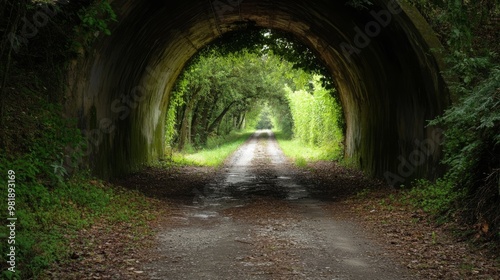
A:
[112,129,383,205]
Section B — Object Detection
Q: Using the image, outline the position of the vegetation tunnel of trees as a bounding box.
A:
[165,29,344,160]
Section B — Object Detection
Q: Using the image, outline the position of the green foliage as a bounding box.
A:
[444,51,496,93]
[408,0,500,236]
[1,91,85,188]
[405,0,499,53]
[78,1,116,35]
[168,28,343,156]
[164,80,186,150]
[244,102,267,130]
[169,45,345,165]
[168,33,346,165]
[255,106,274,130]
[0,167,154,279]
[430,67,500,183]
[269,100,294,138]
[428,67,500,229]
[294,156,308,168]
[205,28,332,88]
[263,31,333,90]
[0,1,153,278]
[0,85,151,279]
[405,179,465,217]
[169,48,295,150]
[274,132,340,165]
[73,0,117,51]
[285,75,344,160]
[169,131,253,167]
[0,92,81,278]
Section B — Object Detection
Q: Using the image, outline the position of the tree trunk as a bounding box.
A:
[177,87,201,150]
[207,101,236,135]
[198,91,219,145]
[190,99,204,146]
[238,112,246,129]
[199,101,213,146]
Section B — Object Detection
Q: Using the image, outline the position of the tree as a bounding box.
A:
[170,49,298,149]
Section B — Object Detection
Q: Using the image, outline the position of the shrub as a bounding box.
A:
[429,66,500,232]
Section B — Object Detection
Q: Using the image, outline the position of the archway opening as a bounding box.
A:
[68,0,448,184]
[165,28,345,165]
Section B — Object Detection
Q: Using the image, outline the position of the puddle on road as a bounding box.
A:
[191,211,218,219]
[149,131,415,280]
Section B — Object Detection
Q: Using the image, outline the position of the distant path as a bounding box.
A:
[144,130,414,279]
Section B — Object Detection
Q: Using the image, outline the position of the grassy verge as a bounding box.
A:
[0,171,159,279]
[169,131,253,167]
[273,131,342,167]
[0,84,161,279]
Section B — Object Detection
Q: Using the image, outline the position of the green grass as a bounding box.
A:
[402,178,466,219]
[273,131,342,166]
[170,131,253,167]
[0,171,157,279]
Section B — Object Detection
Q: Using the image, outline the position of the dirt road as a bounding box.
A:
[144,130,414,279]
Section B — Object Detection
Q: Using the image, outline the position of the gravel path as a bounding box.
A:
[143,130,414,279]
[49,130,499,279]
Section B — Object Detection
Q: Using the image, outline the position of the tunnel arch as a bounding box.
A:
[66,0,449,182]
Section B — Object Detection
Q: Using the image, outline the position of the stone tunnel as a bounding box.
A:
[66,0,450,182]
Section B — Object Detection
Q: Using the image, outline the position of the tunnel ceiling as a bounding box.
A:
[68,0,449,182]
